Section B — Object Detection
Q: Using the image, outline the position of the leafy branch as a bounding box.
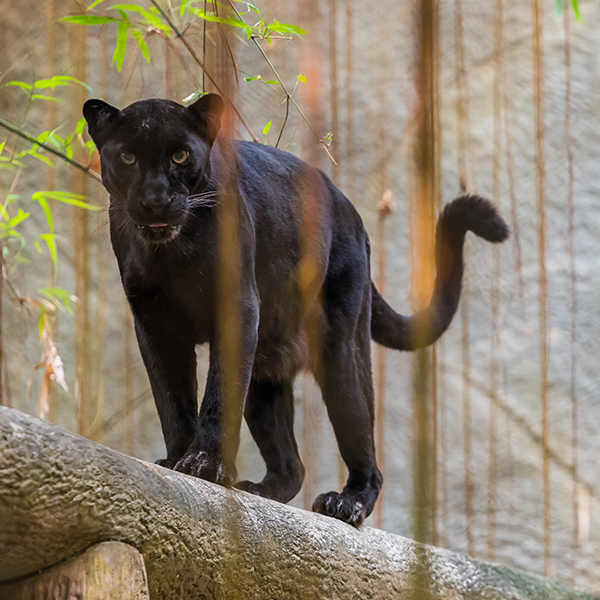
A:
[0,117,101,180]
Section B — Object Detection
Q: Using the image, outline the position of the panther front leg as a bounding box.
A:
[132,314,199,469]
[174,303,259,487]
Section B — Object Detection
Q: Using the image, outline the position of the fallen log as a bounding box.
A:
[0,407,593,599]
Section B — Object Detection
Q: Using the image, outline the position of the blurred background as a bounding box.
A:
[0,0,598,592]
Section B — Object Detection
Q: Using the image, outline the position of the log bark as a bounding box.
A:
[0,407,593,600]
[0,542,149,600]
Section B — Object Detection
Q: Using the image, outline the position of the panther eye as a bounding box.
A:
[120,152,136,165]
[172,150,189,164]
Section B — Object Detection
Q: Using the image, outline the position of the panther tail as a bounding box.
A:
[371,194,509,351]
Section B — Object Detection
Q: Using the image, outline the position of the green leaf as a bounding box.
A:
[571,0,582,22]
[112,18,129,71]
[8,209,30,228]
[180,0,191,16]
[40,233,58,275]
[39,304,46,339]
[32,192,55,231]
[264,80,280,85]
[270,19,307,36]
[33,190,103,211]
[3,81,34,91]
[25,150,54,168]
[60,14,118,25]
[262,120,272,135]
[182,90,203,103]
[76,117,87,135]
[6,229,26,249]
[39,287,77,312]
[110,4,165,29]
[88,0,106,10]
[131,29,150,62]
[189,7,252,33]
[297,74,307,83]
[31,94,61,102]
[34,76,85,90]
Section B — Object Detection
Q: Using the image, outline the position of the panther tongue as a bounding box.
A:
[148,222,169,228]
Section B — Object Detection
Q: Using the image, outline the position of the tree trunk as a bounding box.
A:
[0,407,592,600]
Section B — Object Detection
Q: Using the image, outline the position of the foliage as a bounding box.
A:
[0,80,101,408]
[1,0,308,408]
[555,0,582,22]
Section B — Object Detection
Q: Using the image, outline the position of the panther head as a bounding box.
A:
[83,94,224,243]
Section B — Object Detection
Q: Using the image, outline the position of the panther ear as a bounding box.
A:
[187,93,224,145]
[83,99,120,146]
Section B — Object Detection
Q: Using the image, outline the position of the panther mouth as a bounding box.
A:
[136,222,181,243]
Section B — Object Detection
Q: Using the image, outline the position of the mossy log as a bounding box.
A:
[0,407,594,600]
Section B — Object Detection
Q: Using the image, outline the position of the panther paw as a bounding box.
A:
[155,457,177,469]
[174,451,235,487]
[312,491,366,527]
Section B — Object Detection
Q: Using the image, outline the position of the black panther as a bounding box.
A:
[83,93,509,526]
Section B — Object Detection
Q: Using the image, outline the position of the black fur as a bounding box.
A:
[83,95,508,527]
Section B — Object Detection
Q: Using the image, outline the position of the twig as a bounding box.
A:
[149,0,258,142]
[0,117,101,181]
[275,95,290,148]
[226,0,335,162]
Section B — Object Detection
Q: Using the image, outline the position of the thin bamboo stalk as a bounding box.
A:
[430,0,442,547]
[374,191,394,530]
[69,1,91,438]
[454,0,475,558]
[563,4,579,586]
[328,0,339,185]
[487,0,505,563]
[45,0,58,424]
[344,1,355,198]
[410,0,437,547]
[532,0,552,578]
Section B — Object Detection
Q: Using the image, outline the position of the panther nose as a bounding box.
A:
[140,195,173,213]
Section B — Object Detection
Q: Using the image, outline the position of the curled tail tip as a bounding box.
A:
[442,193,509,243]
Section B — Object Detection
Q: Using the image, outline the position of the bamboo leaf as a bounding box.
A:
[110,4,165,29]
[112,18,130,71]
[26,150,54,168]
[88,0,106,10]
[8,209,31,228]
[34,190,102,211]
[189,7,252,33]
[131,29,150,62]
[40,233,58,275]
[31,94,61,102]
[2,81,34,91]
[39,287,77,312]
[76,117,87,136]
[270,20,306,36]
[263,120,272,135]
[60,14,118,25]
[32,192,55,231]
